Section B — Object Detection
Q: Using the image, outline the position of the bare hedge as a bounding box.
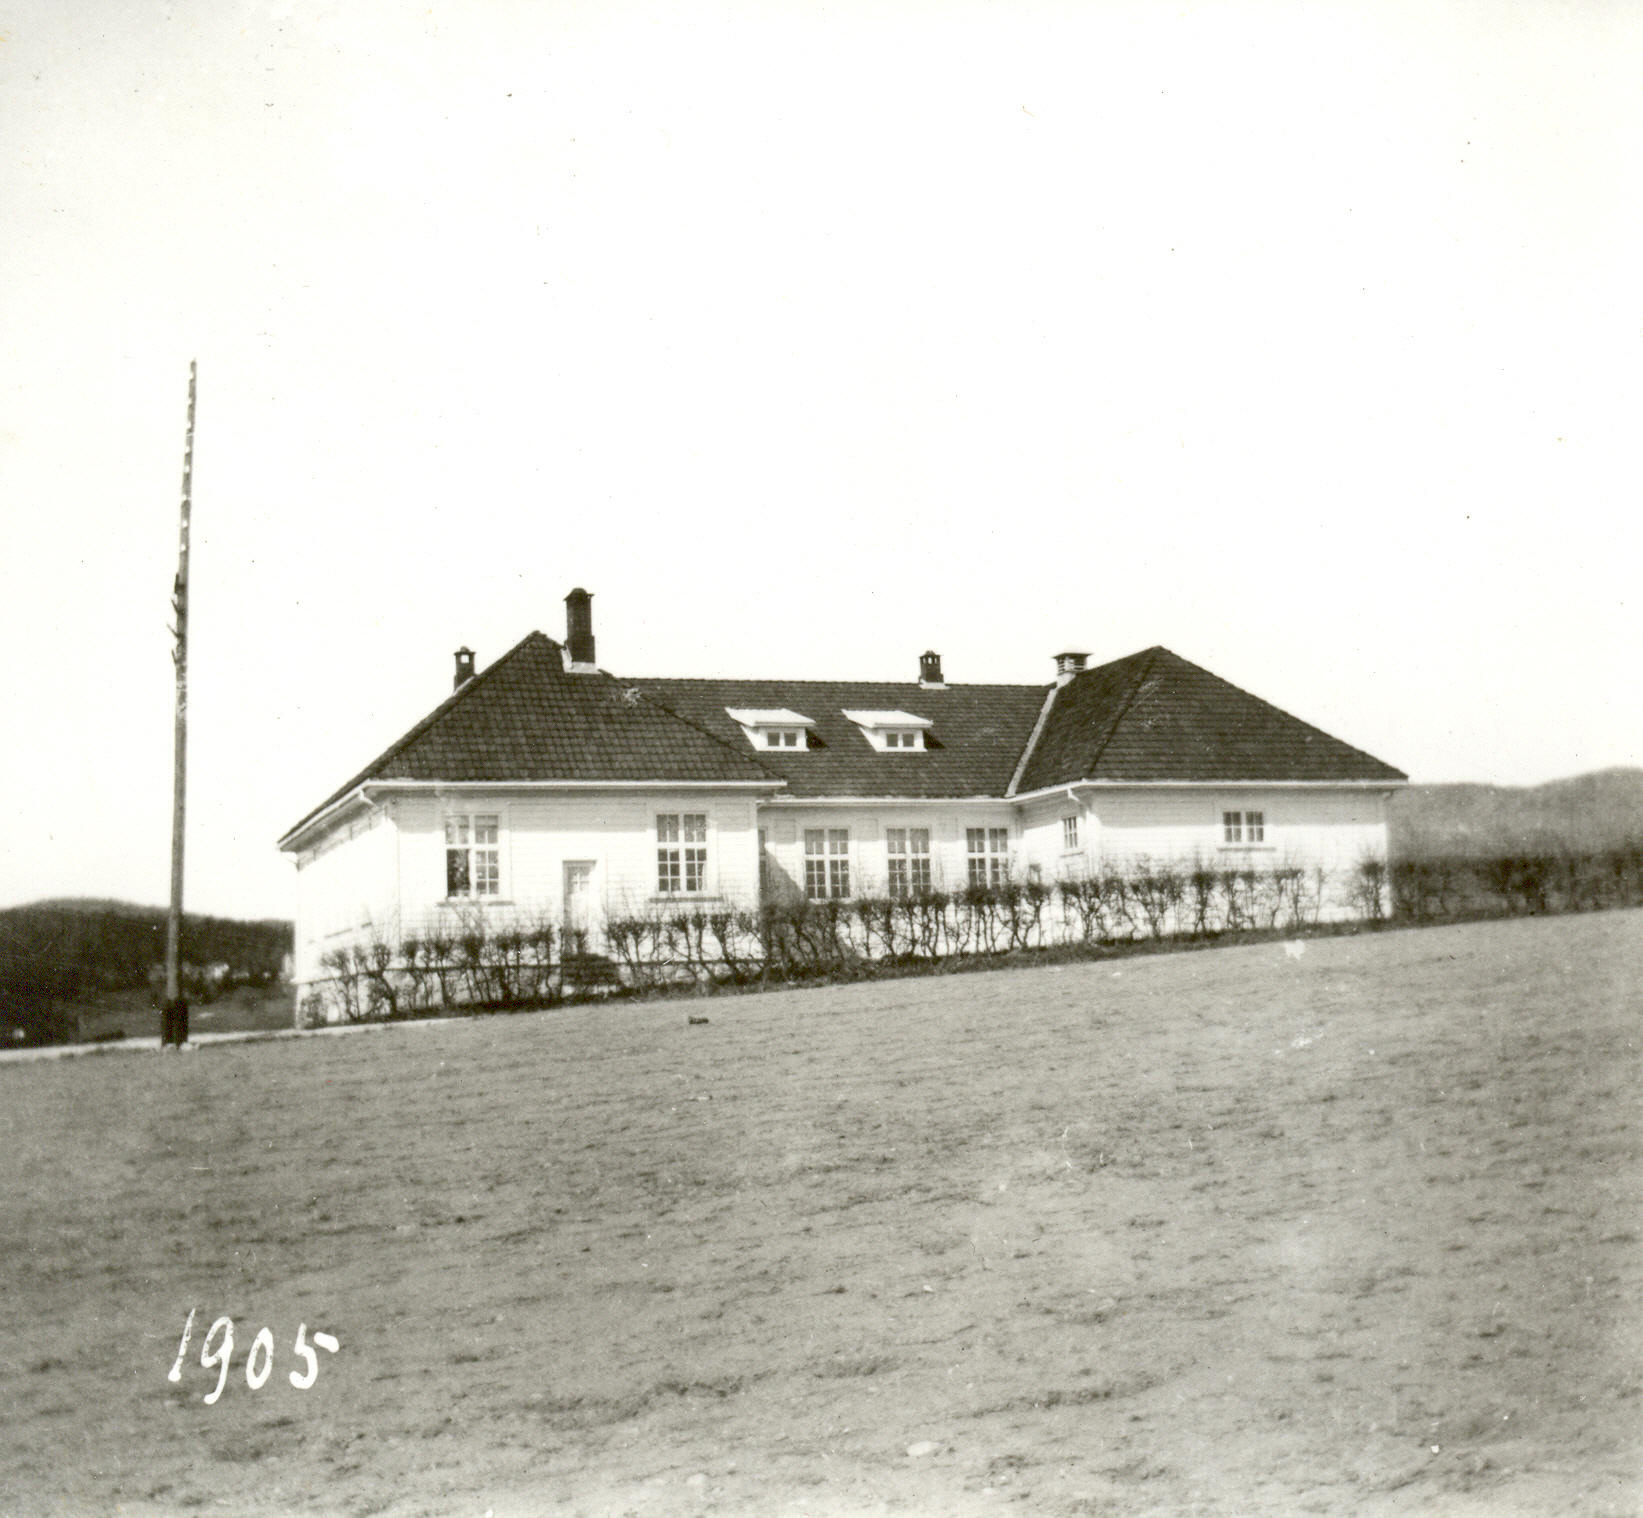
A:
[299,844,1643,1026]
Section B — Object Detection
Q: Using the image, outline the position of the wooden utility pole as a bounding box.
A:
[162,361,196,1048]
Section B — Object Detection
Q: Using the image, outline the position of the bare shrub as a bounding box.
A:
[1129,860,1182,938]
[316,945,366,1022]
[1186,863,1219,935]
[1352,858,1388,922]
[357,930,406,1020]
[1058,876,1103,944]
[1218,870,1251,932]
[853,895,899,960]
[1391,859,1451,922]
[1022,877,1054,948]
[606,912,669,990]
[708,910,759,982]
[1269,866,1308,929]
[961,884,1006,954]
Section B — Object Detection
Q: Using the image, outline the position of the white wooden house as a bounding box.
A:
[279,589,1405,1000]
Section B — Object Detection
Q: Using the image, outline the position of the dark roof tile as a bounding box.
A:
[1013,647,1407,790]
[281,633,778,841]
[633,678,1050,799]
[284,636,1405,843]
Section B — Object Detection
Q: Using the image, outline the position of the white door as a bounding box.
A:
[562,861,598,953]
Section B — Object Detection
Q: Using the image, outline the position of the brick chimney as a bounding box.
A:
[918,650,945,689]
[453,647,476,690]
[565,588,597,672]
[1054,651,1089,686]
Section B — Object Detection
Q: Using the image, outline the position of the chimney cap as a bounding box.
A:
[918,650,945,688]
[453,647,477,690]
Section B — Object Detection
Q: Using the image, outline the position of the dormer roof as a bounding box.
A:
[840,710,933,730]
[724,708,817,728]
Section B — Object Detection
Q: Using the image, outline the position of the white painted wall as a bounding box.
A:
[290,782,1396,1001]
[1087,786,1386,871]
[756,802,1018,900]
[390,788,761,943]
[1020,794,1091,882]
[290,787,764,992]
[290,803,398,984]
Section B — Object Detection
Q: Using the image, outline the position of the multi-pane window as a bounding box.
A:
[1222,810,1266,845]
[446,814,501,898]
[966,827,1009,887]
[1062,815,1080,851]
[804,828,851,899]
[764,729,802,748]
[883,730,923,750]
[657,813,708,893]
[886,828,931,898]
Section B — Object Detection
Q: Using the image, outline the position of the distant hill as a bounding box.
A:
[1390,767,1643,857]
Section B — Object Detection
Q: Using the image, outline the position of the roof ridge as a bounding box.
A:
[636,675,1041,694]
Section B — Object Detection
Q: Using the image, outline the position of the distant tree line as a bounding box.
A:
[0,904,292,1045]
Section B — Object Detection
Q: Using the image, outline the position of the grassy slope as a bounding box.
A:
[0,912,1638,1517]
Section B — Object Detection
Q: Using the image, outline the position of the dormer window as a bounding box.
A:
[726,708,815,752]
[841,710,933,752]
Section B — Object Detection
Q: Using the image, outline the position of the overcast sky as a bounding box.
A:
[2,0,1638,921]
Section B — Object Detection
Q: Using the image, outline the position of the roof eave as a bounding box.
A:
[760,793,1013,807]
[278,783,380,854]
[1010,775,1409,805]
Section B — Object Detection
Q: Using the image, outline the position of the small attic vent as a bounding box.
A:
[1054,651,1090,685]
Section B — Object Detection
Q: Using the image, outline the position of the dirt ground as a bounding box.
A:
[1,911,1638,1517]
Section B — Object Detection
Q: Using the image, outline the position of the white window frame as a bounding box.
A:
[1220,809,1268,848]
[657,812,710,895]
[444,810,505,900]
[966,826,1010,888]
[804,828,851,900]
[1062,814,1080,852]
[886,827,932,898]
